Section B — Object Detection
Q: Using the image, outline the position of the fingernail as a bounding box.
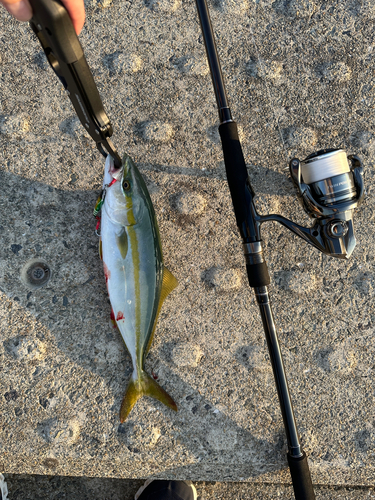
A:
[4,0,33,21]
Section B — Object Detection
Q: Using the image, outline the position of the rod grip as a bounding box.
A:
[219,121,253,228]
[246,262,270,287]
[219,121,271,287]
[287,451,316,500]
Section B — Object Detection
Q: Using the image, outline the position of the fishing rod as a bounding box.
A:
[194,0,364,498]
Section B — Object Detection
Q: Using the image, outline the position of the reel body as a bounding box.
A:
[259,149,365,259]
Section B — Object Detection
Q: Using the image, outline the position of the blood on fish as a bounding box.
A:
[116,311,124,321]
[103,262,111,283]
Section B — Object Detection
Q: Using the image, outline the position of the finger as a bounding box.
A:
[60,0,85,35]
[0,0,32,21]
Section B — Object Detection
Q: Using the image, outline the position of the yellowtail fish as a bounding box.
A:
[99,154,178,422]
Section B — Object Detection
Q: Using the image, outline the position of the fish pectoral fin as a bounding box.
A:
[120,371,177,423]
[99,238,103,261]
[160,266,178,305]
[116,228,128,259]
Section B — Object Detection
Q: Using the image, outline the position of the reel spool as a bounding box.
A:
[287,149,364,258]
[301,149,357,206]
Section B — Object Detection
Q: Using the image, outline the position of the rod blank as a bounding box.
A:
[195,0,232,123]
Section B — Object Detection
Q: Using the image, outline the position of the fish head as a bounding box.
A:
[105,155,147,226]
[119,155,148,225]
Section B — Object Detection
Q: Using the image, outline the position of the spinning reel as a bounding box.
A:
[259,148,365,259]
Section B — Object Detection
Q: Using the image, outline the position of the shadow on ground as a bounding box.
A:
[3,474,375,500]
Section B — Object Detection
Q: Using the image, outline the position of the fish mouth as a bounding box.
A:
[108,154,123,177]
[107,154,130,181]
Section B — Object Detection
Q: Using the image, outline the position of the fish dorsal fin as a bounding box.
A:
[145,266,178,356]
[116,228,128,259]
[160,266,179,305]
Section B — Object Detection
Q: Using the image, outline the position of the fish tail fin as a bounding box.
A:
[119,377,143,423]
[120,371,177,423]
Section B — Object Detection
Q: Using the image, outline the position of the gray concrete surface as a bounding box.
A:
[1,0,375,494]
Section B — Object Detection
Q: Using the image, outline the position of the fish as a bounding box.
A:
[99,153,178,422]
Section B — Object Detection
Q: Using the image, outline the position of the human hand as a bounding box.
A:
[0,0,85,35]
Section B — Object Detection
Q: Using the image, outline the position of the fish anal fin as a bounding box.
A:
[120,371,177,423]
[116,228,128,259]
[110,308,118,330]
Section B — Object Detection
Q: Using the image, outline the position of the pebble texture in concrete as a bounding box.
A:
[0,0,375,489]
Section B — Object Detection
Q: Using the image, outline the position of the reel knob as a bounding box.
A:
[327,220,348,238]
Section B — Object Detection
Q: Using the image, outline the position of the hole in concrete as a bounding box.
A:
[21,259,52,289]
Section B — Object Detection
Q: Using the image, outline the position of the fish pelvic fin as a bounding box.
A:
[99,238,103,261]
[120,370,177,423]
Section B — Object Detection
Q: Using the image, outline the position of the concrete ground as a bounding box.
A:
[1,0,375,497]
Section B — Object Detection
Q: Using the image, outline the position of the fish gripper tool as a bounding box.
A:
[29,0,122,168]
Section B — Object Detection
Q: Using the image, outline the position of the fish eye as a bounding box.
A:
[122,180,131,191]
